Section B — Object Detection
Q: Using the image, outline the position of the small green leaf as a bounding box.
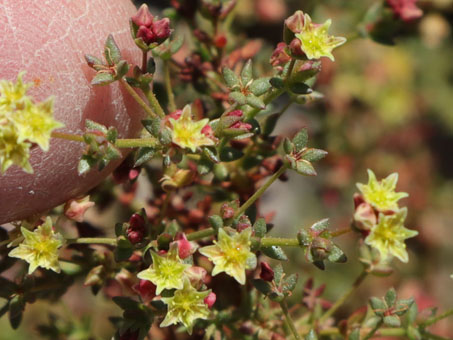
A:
[113,296,141,311]
[289,82,311,95]
[383,315,401,327]
[91,72,115,86]
[311,219,329,233]
[370,297,386,315]
[197,156,213,175]
[78,156,96,175]
[134,147,155,167]
[270,77,285,89]
[262,246,288,261]
[219,147,243,162]
[262,113,280,136]
[241,60,253,86]
[104,34,122,65]
[273,264,284,284]
[302,149,327,162]
[282,274,298,294]
[147,57,156,74]
[170,36,184,54]
[85,54,104,70]
[229,91,247,105]
[142,118,161,137]
[385,288,397,307]
[115,60,130,79]
[406,301,418,325]
[305,329,318,340]
[293,128,308,152]
[246,94,265,109]
[208,215,223,232]
[283,138,294,154]
[223,67,240,88]
[295,159,317,176]
[253,218,267,238]
[327,244,347,263]
[348,329,360,340]
[9,295,24,329]
[249,78,271,96]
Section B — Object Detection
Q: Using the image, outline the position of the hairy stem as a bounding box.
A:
[66,238,117,246]
[51,132,159,149]
[280,300,303,340]
[142,86,166,118]
[318,270,368,324]
[120,78,158,118]
[234,165,287,219]
[420,308,453,327]
[164,60,177,112]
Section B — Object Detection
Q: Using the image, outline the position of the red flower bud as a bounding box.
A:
[134,279,156,301]
[226,109,244,117]
[387,0,423,22]
[204,292,217,308]
[153,18,171,43]
[214,34,227,48]
[289,38,305,57]
[201,124,214,137]
[129,213,145,231]
[260,262,274,282]
[131,4,154,27]
[270,42,291,68]
[285,10,305,34]
[137,26,156,45]
[230,121,252,131]
[172,233,198,259]
[127,230,143,244]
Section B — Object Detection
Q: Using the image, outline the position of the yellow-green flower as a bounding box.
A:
[14,99,63,151]
[199,228,257,285]
[168,104,215,152]
[357,169,408,211]
[8,217,65,274]
[0,72,63,174]
[137,246,190,294]
[295,14,346,61]
[160,278,211,334]
[365,208,418,263]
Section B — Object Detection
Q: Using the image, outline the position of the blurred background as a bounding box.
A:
[2,0,453,338]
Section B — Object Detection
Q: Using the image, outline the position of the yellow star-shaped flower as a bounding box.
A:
[0,126,32,174]
[357,169,408,212]
[137,246,190,295]
[160,278,211,334]
[199,228,257,285]
[295,14,346,61]
[365,208,418,263]
[9,217,65,274]
[168,104,215,152]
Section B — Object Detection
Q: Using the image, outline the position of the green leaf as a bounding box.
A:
[249,78,271,96]
[305,329,318,340]
[383,315,401,327]
[115,60,130,79]
[295,159,317,176]
[327,244,347,263]
[229,91,247,105]
[104,34,122,65]
[241,60,253,85]
[283,138,294,154]
[270,77,285,89]
[113,296,141,311]
[293,128,308,152]
[86,119,108,133]
[273,264,284,284]
[134,147,155,167]
[246,94,265,109]
[289,82,311,95]
[302,149,327,162]
[385,288,397,307]
[78,156,96,175]
[348,329,360,340]
[297,229,311,246]
[394,298,415,316]
[9,295,24,329]
[370,297,386,315]
[85,54,104,71]
[219,147,243,162]
[91,72,115,86]
[252,279,273,295]
[223,67,240,88]
[406,301,418,325]
[208,215,223,232]
[142,118,161,137]
[197,155,213,175]
[262,113,280,136]
[253,218,267,238]
[0,278,17,299]
[282,274,298,294]
[147,57,156,74]
[262,246,288,261]
[170,36,184,54]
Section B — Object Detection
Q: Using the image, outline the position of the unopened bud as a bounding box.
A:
[204,292,216,308]
[64,196,94,222]
[134,279,156,301]
[185,266,208,289]
[260,262,274,282]
[171,233,198,259]
[131,4,154,27]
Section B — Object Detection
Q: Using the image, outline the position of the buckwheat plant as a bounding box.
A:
[1,1,451,339]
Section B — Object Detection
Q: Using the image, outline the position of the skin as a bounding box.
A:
[0,0,144,223]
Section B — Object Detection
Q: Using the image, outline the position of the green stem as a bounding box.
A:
[142,86,166,118]
[234,165,287,219]
[261,237,299,247]
[421,308,453,327]
[330,227,352,238]
[186,228,216,241]
[363,319,384,340]
[246,88,284,120]
[164,60,176,113]
[280,300,302,340]
[318,327,407,337]
[120,79,158,118]
[66,238,117,246]
[285,59,296,82]
[51,132,159,149]
[318,270,368,324]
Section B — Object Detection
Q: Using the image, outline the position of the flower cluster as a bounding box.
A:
[130,4,171,50]
[8,217,65,274]
[354,169,418,263]
[0,73,63,174]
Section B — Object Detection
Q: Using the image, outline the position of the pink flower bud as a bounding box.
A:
[131,4,154,27]
[387,0,423,22]
[285,10,305,34]
[230,121,252,131]
[127,230,143,244]
[153,18,171,43]
[169,109,183,120]
[204,292,216,308]
[137,26,156,45]
[270,42,291,68]
[289,38,305,57]
[226,110,243,117]
[353,202,377,231]
[201,124,214,137]
[221,203,235,219]
[64,196,95,222]
[134,279,156,301]
[172,233,198,259]
[260,262,274,282]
